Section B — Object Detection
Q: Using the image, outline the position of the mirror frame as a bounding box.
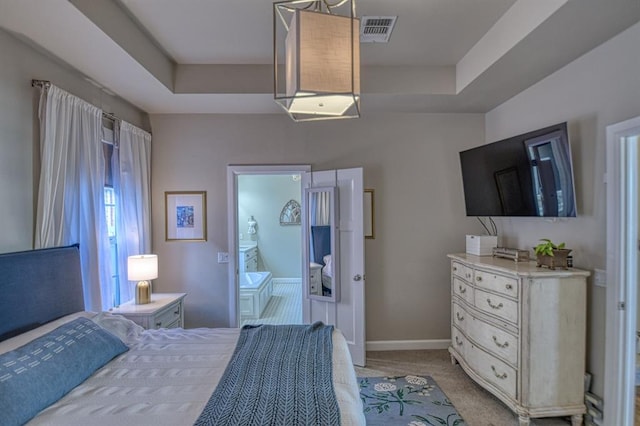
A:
[303,186,340,303]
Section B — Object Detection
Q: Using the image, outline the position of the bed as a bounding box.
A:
[0,245,365,426]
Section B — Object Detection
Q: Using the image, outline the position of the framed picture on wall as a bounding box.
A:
[364,189,375,239]
[165,191,207,241]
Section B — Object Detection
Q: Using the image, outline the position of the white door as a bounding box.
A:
[604,116,640,425]
[302,168,366,366]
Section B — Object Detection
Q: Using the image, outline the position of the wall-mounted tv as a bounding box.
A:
[459,122,576,217]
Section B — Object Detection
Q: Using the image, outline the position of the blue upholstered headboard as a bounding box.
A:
[0,244,84,342]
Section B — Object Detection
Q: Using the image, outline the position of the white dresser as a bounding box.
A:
[239,245,258,272]
[447,254,589,426]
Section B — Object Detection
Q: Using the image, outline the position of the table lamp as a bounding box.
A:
[128,254,158,304]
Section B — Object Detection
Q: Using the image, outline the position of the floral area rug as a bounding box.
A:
[359,375,466,426]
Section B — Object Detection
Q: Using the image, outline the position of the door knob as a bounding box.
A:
[353,274,362,281]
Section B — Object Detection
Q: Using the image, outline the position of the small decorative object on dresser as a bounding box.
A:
[534,238,572,269]
[448,253,590,426]
[110,293,186,329]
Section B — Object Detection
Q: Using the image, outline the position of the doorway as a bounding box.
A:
[604,116,640,425]
[237,174,303,326]
[227,165,311,328]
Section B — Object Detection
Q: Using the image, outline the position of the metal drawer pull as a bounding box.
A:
[456,312,464,321]
[476,276,482,282]
[486,299,503,310]
[453,266,457,272]
[492,335,509,348]
[455,336,463,346]
[155,322,162,328]
[458,285,466,294]
[491,365,507,380]
[506,284,513,290]
[174,310,180,315]
[466,273,471,279]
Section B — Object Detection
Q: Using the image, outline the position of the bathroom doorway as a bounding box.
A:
[227,165,311,327]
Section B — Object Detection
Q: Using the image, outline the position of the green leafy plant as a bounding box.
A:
[534,238,566,257]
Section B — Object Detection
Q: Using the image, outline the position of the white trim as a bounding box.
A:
[366,339,451,351]
[227,165,311,328]
[604,116,640,426]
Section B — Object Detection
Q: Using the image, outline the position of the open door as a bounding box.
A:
[302,168,366,366]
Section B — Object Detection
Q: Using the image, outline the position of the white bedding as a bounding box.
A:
[13,314,365,426]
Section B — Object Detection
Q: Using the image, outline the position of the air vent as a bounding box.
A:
[360,16,397,43]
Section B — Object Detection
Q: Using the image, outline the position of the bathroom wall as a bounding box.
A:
[238,174,302,278]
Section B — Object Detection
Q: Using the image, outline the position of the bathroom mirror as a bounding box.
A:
[304,186,339,302]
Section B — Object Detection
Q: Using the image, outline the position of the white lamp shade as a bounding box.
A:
[128,255,158,281]
[276,5,360,121]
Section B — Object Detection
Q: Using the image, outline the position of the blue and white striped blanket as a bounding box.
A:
[194,322,340,426]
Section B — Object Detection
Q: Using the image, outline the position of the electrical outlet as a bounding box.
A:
[217,252,229,263]
[594,268,606,287]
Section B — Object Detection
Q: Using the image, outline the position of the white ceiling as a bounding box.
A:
[0,0,638,115]
[119,0,517,66]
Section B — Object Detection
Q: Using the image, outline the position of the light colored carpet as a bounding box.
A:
[357,350,572,426]
[241,282,302,326]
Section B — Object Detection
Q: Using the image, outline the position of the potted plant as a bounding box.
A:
[534,239,572,270]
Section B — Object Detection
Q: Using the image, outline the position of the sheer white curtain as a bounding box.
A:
[35,85,111,311]
[114,121,152,304]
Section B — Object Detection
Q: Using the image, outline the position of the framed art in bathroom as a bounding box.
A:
[165,191,207,241]
[364,189,375,239]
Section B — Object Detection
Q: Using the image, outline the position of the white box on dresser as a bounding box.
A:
[448,253,590,426]
[465,235,498,256]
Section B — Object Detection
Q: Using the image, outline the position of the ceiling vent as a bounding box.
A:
[360,16,397,43]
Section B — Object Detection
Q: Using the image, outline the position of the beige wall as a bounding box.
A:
[149,113,485,338]
[484,21,640,397]
[0,28,149,253]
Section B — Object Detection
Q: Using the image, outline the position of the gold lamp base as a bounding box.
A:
[135,280,151,304]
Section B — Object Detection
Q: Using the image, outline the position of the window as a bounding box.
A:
[102,126,120,306]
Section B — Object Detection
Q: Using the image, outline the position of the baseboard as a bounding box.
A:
[366,339,451,351]
[271,277,301,285]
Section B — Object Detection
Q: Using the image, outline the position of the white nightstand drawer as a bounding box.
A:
[110,293,186,330]
[154,303,182,329]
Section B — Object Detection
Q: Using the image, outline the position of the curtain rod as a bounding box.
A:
[31,79,119,123]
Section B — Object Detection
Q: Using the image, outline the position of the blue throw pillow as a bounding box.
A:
[0,317,128,426]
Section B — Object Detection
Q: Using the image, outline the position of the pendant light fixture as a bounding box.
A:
[273,0,360,122]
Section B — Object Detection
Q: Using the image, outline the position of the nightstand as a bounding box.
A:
[110,293,186,330]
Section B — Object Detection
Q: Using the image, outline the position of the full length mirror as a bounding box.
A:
[305,186,339,302]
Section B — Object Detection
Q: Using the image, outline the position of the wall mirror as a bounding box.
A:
[304,186,339,302]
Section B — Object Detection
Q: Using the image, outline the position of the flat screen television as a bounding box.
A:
[459,122,576,217]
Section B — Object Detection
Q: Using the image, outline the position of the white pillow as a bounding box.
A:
[92,311,144,343]
[323,254,333,277]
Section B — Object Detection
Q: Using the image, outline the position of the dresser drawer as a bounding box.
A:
[451,261,473,282]
[452,302,470,332]
[453,277,474,305]
[474,270,518,299]
[451,326,469,359]
[153,303,182,329]
[467,343,516,399]
[475,289,518,324]
[470,316,518,366]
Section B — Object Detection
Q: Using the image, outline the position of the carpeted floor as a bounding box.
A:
[357,350,573,426]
